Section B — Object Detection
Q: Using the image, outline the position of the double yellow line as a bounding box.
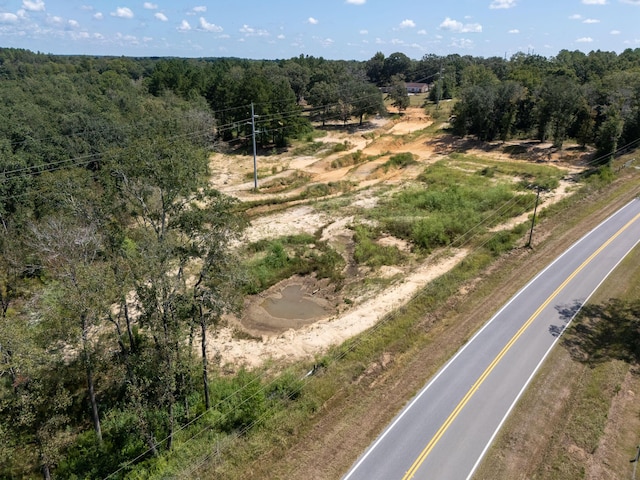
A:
[402,211,640,480]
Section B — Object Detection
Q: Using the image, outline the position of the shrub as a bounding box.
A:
[353,224,406,267]
[209,370,267,433]
[485,230,518,255]
[384,152,416,170]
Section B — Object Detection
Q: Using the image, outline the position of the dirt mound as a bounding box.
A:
[208,107,591,369]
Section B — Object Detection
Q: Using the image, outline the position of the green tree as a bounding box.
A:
[366,51,386,85]
[453,84,497,141]
[341,80,385,125]
[595,107,624,164]
[308,81,339,126]
[536,75,582,148]
[29,214,113,445]
[179,190,246,409]
[494,81,526,142]
[382,52,412,86]
[460,64,499,88]
[281,60,311,103]
[0,302,74,479]
[388,76,410,113]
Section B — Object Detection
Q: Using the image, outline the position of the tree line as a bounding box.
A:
[1,46,640,478]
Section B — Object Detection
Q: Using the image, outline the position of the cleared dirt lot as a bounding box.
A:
[207,107,587,369]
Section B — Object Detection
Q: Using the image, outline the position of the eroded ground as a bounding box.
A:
[207,107,590,368]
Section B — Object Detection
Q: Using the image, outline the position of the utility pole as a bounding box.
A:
[251,102,258,190]
[631,445,640,480]
[527,187,541,248]
[436,63,443,109]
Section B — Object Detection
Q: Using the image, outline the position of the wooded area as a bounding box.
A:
[1,46,640,478]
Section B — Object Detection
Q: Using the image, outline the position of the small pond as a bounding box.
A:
[260,284,327,320]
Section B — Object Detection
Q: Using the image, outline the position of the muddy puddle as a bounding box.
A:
[260,284,327,320]
[240,278,335,335]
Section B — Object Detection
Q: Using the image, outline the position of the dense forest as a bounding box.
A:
[1,46,640,478]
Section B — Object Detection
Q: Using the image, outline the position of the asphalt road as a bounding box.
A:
[343,198,640,480]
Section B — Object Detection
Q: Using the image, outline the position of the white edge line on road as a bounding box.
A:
[343,198,639,480]
[465,226,640,480]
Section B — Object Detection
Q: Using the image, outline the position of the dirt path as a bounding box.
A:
[207,107,590,370]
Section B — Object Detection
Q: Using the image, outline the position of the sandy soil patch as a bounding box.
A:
[206,106,592,370]
[211,249,468,368]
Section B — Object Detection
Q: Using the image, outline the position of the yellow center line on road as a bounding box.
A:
[402,211,640,480]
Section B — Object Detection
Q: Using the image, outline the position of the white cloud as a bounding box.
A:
[400,19,416,28]
[359,29,368,34]
[239,24,268,36]
[177,19,191,31]
[610,29,621,34]
[199,17,222,32]
[68,19,79,28]
[93,12,103,20]
[439,17,482,33]
[620,0,640,4]
[320,37,334,47]
[582,0,607,4]
[116,32,138,44]
[308,17,318,24]
[0,12,19,22]
[451,38,475,49]
[569,14,583,19]
[509,29,519,33]
[277,34,285,39]
[583,18,600,23]
[576,36,594,42]
[193,6,207,13]
[22,0,45,12]
[490,0,516,9]
[346,0,366,4]
[154,12,167,21]
[417,29,427,35]
[111,7,134,19]
[143,2,157,9]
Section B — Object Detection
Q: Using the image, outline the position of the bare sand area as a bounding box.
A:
[206,108,589,369]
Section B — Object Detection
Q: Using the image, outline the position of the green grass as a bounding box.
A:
[331,149,368,169]
[380,152,417,172]
[241,235,344,294]
[363,159,539,252]
[352,223,407,267]
[256,170,311,193]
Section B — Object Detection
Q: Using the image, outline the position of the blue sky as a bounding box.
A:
[1,0,639,60]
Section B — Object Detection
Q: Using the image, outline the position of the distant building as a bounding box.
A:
[404,82,429,94]
[380,82,429,94]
